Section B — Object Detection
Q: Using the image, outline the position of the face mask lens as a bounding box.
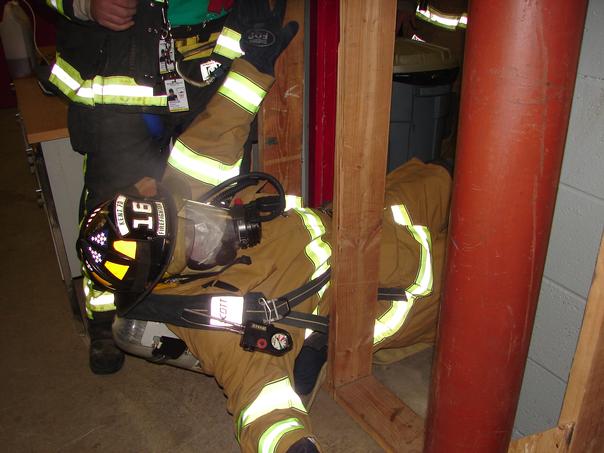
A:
[180,200,237,268]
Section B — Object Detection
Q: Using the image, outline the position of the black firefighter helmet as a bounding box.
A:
[77,191,176,316]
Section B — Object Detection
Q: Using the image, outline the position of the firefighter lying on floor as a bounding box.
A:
[73,5,452,452]
[78,159,452,453]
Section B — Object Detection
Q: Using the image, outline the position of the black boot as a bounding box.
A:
[88,311,124,375]
[286,437,320,453]
[294,332,328,410]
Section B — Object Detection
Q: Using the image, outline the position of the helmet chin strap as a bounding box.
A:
[131,243,152,294]
[163,255,253,284]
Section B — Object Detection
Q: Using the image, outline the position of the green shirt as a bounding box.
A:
[167,0,229,26]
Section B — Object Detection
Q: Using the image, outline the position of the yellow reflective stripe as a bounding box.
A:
[374,299,414,345]
[214,27,244,59]
[290,204,331,280]
[46,0,65,16]
[285,195,303,211]
[50,62,94,105]
[88,76,165,105]
[237,377,306,439]
[168,140,242,186]
[416,5,468,30]
[459,13,468,28]
[287,196,330,334]
[49,57,167,106]
[83,275,116,316]
[218,71,267,114]
[50,60,86,101]
[258,418,305,453]
[391,204,433,297]
[373,204,434,345]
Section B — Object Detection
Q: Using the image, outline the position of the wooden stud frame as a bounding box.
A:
[326,1,424,451]
[260,1,604,451]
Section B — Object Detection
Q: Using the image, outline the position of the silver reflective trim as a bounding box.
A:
[51,64,81,91]
[221,76,263,108]
[216,34,244,55]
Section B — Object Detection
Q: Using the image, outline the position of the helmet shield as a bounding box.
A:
[77,192,176,315]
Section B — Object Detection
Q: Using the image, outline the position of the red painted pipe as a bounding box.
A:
[425,1,588,452]
[308,0,338,207]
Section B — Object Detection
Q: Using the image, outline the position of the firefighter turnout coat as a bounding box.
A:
[162,158,451,452]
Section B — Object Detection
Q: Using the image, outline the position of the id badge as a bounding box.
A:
[200,60,222,82]
[159,39,176,74]
[164,78,189,112]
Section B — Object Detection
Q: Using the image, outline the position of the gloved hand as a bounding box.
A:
[226,0,299,75]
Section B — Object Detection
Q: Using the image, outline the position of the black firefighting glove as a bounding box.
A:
[226,0,299,75]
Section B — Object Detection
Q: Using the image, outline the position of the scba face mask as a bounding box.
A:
[184,171,287,270]
[181,199,261,270]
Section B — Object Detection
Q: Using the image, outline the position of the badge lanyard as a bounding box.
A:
[160,0,190,112]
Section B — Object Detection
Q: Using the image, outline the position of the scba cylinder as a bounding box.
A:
[112,317,202,372]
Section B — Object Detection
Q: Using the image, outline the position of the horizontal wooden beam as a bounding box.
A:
[334,375,424,452]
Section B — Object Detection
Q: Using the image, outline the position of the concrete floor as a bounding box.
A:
[0,108,432,452]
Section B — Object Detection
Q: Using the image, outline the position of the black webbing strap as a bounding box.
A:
[278,311,328,334]
[125,291,268,329]
[125,270,332,331]
[285,269,331,308]
[125,268,402,333]
[377,287,408,301]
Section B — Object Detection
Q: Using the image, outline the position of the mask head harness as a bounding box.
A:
[77,189,177,315]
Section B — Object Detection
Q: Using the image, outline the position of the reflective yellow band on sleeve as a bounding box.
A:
[218,71,267,114]
[214,27,244,60]
[168,140,242,186]
[258,418,305,453]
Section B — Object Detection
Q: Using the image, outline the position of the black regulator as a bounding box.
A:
[199,171,287,251]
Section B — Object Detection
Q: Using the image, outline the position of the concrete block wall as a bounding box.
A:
[513,0,604,437]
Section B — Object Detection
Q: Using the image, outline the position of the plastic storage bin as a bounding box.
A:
[387,38,459,172]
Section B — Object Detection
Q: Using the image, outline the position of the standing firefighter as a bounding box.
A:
[45,0,297,374]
